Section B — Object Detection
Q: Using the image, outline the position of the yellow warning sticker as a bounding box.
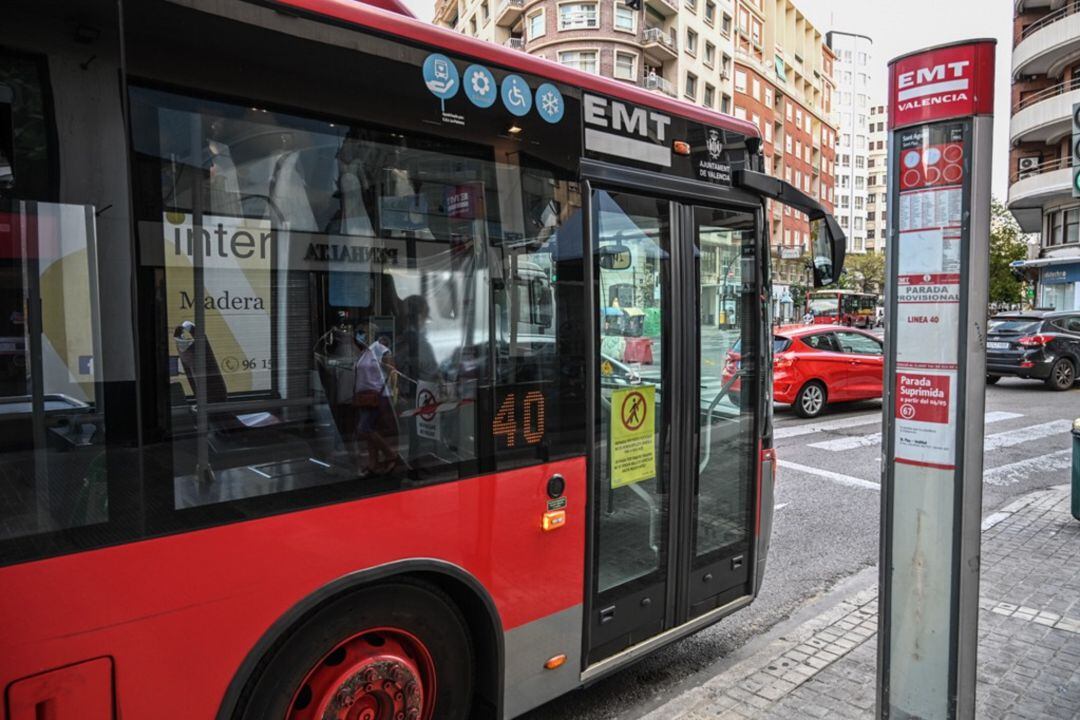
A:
[610,385,656,488]
[601,360,614,377]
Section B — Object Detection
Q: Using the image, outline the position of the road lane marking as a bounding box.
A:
[982,420,1073,452]
[774,413,881,439]
[806,411,1025,452]
[776,460,880,491]
[983,449,1071,486]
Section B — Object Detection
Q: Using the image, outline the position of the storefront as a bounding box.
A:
[1011,258,1080,311]
[1037,261,1080,311]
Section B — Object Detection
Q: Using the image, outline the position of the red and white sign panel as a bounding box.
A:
[896,373,950,424]
[899,142,964,190]
[894,370,957,469]
[888,41,995,129]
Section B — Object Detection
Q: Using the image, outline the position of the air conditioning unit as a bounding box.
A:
[1018,156,1040,178]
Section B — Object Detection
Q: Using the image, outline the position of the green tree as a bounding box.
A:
[988,198,1028,305]
[840,252,886,294]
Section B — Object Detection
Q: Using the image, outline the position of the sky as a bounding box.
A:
[402,0,1015,199]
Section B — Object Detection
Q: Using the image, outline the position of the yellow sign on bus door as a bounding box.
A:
[610,385,656,488]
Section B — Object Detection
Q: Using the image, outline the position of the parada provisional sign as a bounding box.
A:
[610,385,656,488]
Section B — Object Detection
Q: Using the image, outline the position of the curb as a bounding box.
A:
[634,484,1075,720]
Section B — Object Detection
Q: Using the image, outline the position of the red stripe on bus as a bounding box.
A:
[0,458,586,717]
[273,0,761,139]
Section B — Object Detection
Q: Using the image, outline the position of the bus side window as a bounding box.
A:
[1,1,133,557]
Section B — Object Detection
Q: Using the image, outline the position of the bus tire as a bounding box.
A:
[238,579,474,720]
[794,381,827,418]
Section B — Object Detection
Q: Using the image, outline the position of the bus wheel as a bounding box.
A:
[794,381,827,418]
[239,580,474,720]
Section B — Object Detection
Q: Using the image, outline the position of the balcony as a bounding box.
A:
[645,0,678,18]
[643,73,677,97]
[495,0,525,28]
[1013,2,1080,78]
[1011,78,1080,145]
[504,37,525,50]
[641,27,678,62]
[1007,156,1072,232]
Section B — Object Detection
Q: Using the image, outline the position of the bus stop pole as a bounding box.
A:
[877,39,996,719]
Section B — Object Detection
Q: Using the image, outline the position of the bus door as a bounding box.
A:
[586,180,761,664]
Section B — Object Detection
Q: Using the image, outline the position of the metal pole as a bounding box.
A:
[191,121,210,483]
[878,39,996,720]
[954,112,994,719]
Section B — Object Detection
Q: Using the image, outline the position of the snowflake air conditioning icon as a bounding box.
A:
[706,129,723,160]
[541,90,560,116]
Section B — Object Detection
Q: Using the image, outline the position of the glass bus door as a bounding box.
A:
[687,204,758,619]
[588,186,759,664]
[590,188,673,661]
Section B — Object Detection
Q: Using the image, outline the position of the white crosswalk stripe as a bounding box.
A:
[774,412,881,439]
[984,449,1071,486]
[982,420,1073,452]
[805,411,1024,452]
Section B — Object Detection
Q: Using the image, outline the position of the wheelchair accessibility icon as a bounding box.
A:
[501,74,532,117]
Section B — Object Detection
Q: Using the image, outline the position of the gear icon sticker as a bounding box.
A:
[471,71,491,95]
[464,64,497,108]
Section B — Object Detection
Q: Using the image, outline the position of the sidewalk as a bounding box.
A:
[639,485,1080,720]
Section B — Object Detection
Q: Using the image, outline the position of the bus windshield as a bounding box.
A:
[809,297,839,315]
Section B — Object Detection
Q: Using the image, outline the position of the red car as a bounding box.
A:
[724,325,885,418]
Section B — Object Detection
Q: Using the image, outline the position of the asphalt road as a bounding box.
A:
[520,374,1078,720]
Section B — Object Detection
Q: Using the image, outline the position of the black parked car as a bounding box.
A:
[986,311,1080,390]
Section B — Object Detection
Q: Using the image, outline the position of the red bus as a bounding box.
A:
[807,289,878,328]
[0,1,844,718]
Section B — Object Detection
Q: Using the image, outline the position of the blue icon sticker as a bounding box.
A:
[423,54,460,106]
[501,74,532,117]
[535,83,564,124]
[464,65,497,108]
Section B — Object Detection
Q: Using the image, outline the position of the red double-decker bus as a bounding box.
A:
[0,1,843,718]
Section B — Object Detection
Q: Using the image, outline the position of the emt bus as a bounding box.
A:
[807,289,878,328]
[0,1,844,718]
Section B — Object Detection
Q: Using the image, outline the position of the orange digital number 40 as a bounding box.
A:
[492,391,546,447]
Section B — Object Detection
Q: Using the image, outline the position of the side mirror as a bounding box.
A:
[598,243,632,271]
[809,215,846,288]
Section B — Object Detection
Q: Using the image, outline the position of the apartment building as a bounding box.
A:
[825,31,872,255]
[432,0,738,112]
[728,0,838,301]
[1006,0,1080,311]
[866,103,887,254]
[432,0,838,317]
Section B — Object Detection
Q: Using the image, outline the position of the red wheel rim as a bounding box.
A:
[287,628,436,720]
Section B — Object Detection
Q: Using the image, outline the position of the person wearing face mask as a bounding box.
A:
[353,328,398,474]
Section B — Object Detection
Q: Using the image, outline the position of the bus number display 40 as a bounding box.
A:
[492,391,547,447]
